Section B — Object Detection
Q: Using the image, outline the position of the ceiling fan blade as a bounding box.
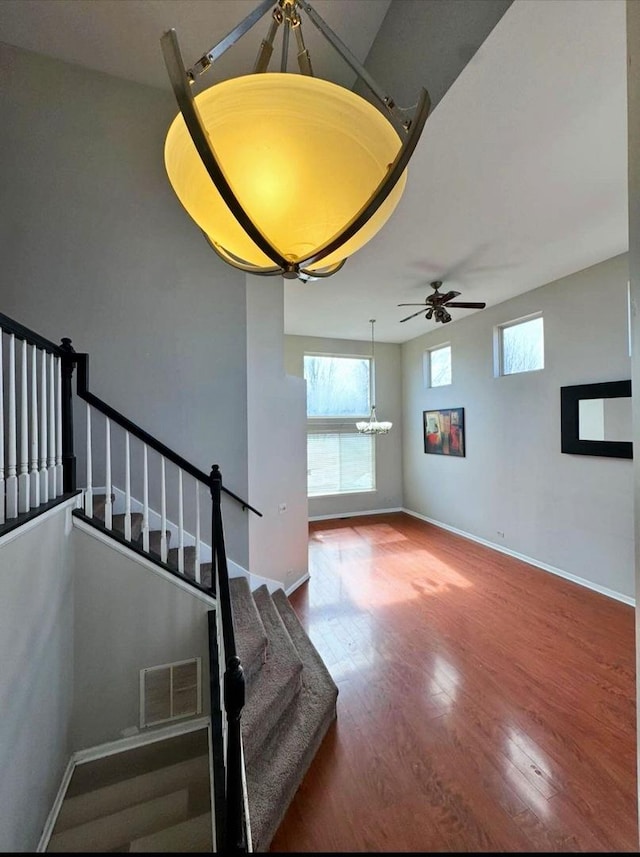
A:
[400,309,428,322]
[445,301,487,309]
[436,290,461,303]
[397,302,428,307]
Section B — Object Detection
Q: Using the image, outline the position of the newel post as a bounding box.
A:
[60,338,77,493]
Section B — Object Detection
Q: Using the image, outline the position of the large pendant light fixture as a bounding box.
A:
[161,0,430,282]
[356,319,392,435]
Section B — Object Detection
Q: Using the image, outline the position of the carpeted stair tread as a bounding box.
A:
[167,545,197,577]
[229,577,268,683]
[199,563,213,590]
[47,789,189,852]
[137,529,172,558]
[241,585,303,768]
[128,811,213,852]
[88,492,115,522]
[111,512,144,541]
[54,755,209,833]
[245,590,338,852]
[272,588,338,699]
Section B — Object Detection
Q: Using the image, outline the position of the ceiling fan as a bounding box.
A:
[398,280,486,324]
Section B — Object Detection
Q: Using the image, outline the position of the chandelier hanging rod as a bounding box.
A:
[182,0,426,137]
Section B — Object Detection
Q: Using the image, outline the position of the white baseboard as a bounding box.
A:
[402,508,635,607]
[309,506,403,522]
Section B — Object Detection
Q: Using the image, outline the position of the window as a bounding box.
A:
[496,314,544,376]
[304,354,375,497]
[425,344,452,387]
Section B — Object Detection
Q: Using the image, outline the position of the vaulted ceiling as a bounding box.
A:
[0,0,628,342]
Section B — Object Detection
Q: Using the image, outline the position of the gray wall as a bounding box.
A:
[0,502,75,852]
[360,0,512,111]
[247,278,308,589]
[72,527,211,750]
[0,41,250,566]
[402,253,633,600]
[285,334,403,518]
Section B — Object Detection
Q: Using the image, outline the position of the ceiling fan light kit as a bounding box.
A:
[398,280,487,324]
[161,0,430,282]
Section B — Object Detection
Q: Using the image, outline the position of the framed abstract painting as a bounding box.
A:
[423,407,465,456]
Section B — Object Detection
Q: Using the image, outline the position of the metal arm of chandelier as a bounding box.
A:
[160,0,431,282]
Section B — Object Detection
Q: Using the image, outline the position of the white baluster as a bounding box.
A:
[124,431,131,541]
[178,469,184,574]
[48,352,56,498]
[30,345,39,509]
[160,457,168,563]
[55,357,63,496]
[0,332,5,525]
[85,403,93,517]
[39,347,48,503]
[6,333,18,519]
[195,483,201,585]
[142,444,149,552]
[104,417,112,530]
[18,339,29,514]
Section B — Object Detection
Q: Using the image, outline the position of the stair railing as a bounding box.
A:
[211,464,249,852]
[69,343,254,851]
[0,314,75,535]
[0,311,254,850]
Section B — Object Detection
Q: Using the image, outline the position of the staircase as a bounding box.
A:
[0,311,338,852]
[228,576,338,852]
[85,496,338,851]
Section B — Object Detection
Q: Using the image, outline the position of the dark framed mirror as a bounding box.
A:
[560,380,632,458]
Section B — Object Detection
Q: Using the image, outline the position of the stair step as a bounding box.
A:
[47,789,189,852]
[246,588,338,853]
[137,529,172,558]
[129,812,213,852]
[54,755,209,833]
[199,562,213,589]
[111,512,144,541]
[167,545,197,577]
[88,492,115,521]
[230,577,268,683]
[241,585,303,768]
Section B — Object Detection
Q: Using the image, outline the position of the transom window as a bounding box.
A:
[425,344,452,387]
[304,354,375,498]
[496,314,544,376]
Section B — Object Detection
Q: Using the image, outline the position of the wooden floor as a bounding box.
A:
[270,512,638,852]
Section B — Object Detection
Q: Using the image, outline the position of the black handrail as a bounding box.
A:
[210,465,247,852]
[69,348,262,517]
[0,312,64,355]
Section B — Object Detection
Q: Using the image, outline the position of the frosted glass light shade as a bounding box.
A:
[164,73,407,273]
[356,406,392,434]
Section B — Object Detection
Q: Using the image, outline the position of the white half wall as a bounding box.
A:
[247,277,308,589]
[402,253,633,600]
[0,500,76,852]
[72,524,213,751]
[284,334,403,518]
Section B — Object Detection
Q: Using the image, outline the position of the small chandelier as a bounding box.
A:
[161,0,430,282]
[356,320,392,435]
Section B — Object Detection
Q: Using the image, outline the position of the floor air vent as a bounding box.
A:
[140,657,202,728]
